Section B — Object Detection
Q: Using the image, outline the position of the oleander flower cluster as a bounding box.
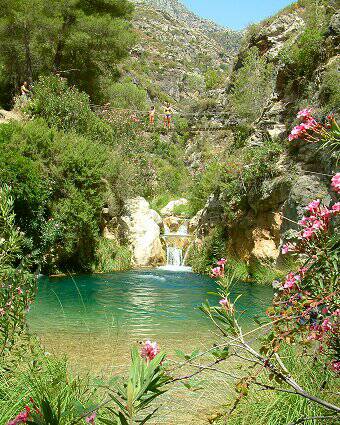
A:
[288,108,337,143]
[211,258,227,278]
[268,178,339,373]
[141,340,160,361]
[7,398,41,425]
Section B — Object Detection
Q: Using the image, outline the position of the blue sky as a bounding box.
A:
[182,0,294,30]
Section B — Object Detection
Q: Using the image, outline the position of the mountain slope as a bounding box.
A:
[121,0,241,105]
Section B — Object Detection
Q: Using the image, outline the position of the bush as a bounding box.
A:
[228,47,275,123]
[204,69,223,90]
[105,80,148,110]
[26,76,112,143]
[0,119,118,272]
[94,238,132,273]
[188,227,226,274]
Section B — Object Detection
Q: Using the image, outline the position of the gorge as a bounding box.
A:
[0,0,339,424]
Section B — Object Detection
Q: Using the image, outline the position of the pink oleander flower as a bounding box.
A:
[303,117,317,129]
[298,216,309,227]
[288,124,307,141]
[17,287,23,295]
[85,413,96,424]
[288,133,298,142]
[331,173,340,193]
[0,308,5,317]
[7,407,30,425]
[141,340,160,361]
[331,361,340,373]
[211,266,223,278]
[282,244,290,254]
[312,220,323,230]
[299,267,308,277]
[321,318,332,332]
[297,108,312,120]
[319,207,331,221]
[217,258,227,266]
[219,297,235,314]
[306,199,320,212]
[332,309,340,317]
[332,202,340,212]
[302,227,315,240]
[283,272,300,290]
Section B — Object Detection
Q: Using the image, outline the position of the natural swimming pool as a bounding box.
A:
[28,269,273,373]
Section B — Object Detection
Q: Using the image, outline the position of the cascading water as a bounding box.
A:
[159,219,192,271]
[166,246,183,267]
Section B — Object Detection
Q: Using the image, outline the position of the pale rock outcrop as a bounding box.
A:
[0,109,23,124]
[120,197,165,267]
[256,12,305,59]
[160,198,188,216]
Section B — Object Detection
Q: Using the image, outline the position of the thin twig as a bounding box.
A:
[287,413,340,425]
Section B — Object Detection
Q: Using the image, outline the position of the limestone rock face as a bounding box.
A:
[120,197,165,266]
[160,198,188,216]
[254,12,305,59]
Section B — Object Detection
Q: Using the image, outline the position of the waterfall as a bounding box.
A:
[167,246,183,267]
[159,219,192,272]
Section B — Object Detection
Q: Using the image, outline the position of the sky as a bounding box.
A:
[182,0,294,30]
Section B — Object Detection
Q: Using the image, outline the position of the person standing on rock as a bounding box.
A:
[20,81,30,98]
[149,105,156,125]
[163,102,173,129]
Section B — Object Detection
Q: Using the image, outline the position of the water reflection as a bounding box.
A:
[29,270,273,359]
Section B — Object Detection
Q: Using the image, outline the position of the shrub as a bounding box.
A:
[188,227,226,274]
[26,76,112,143]
[0,185,37,356]
[204,69,223,90]
[228,47,275,123]
[94,238,132,273]
[105,80,148,110]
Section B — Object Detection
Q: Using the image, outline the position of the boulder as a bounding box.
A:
[120,197,165,266]
[160,198,188,216]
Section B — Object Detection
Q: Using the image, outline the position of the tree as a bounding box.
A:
[0,0,136,105]
[228,47,275,123]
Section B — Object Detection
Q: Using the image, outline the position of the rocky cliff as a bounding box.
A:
[190,1,340,269]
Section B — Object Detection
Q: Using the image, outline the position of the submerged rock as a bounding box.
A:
[120,197,165,267]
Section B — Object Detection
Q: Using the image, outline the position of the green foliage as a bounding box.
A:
[94,238,132,273]
[319,57,340,114]
[188,227,226,274]
[105,80,148,110]
[26,75,112,143]
[204,69,223,90]
[0,351,97,425]
[280,27,324,83]
[222,346,338,425]
[101,347,170,424]
[0,185,37,356]
[0,119,113,272]
[228,47,275,123]
[189,161,224,214]
[0,0,136,104]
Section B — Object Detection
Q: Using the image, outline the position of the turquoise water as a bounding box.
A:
[28,269,273,370]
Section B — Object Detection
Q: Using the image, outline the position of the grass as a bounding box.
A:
[93,238,132,273]
[215,345,339,425]
[0,341,98,425]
